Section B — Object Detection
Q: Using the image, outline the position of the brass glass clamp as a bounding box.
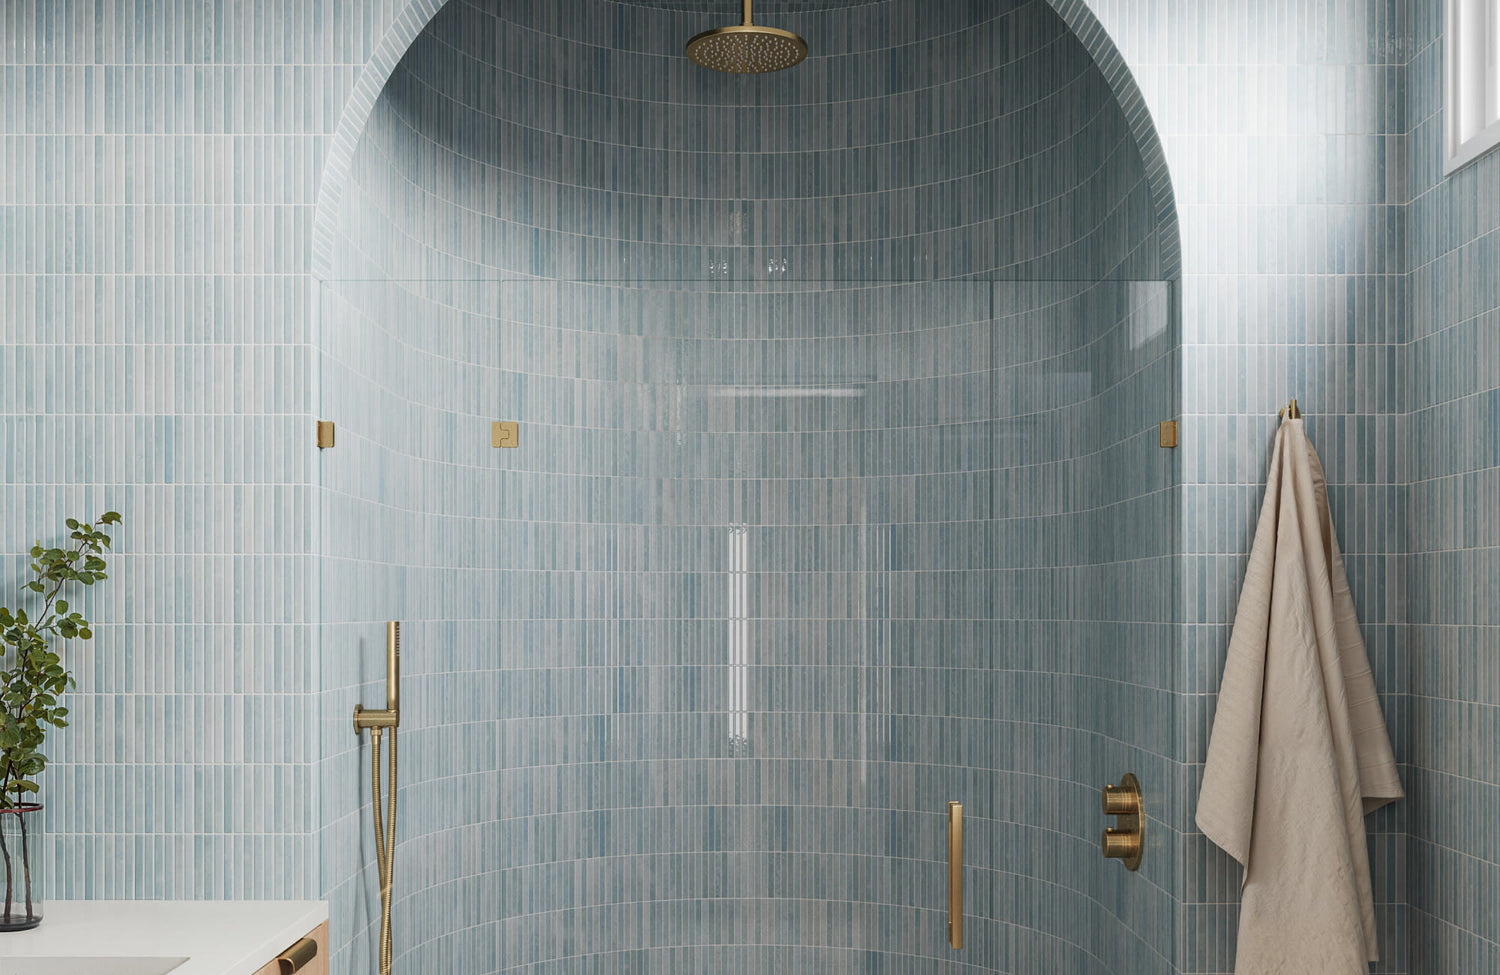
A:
[1101,772,1143,871]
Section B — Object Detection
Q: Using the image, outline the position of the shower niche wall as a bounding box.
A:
[315,2,1181,974]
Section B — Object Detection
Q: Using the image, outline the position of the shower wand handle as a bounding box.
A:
[386,620,400,714]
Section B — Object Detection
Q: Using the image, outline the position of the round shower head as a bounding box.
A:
[686,0,807,74]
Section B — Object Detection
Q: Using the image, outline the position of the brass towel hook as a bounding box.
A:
[1278,398,1302,420]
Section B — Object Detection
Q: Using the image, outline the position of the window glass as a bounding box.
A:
[1448,0,1500,172]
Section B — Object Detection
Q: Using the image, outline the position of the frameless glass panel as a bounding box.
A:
[317,275,1175,975]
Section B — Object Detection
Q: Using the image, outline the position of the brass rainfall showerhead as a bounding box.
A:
[686,0,807,73]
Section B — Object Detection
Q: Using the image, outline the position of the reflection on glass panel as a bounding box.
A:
[728,522,749,753]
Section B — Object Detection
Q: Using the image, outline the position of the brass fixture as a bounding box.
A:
[352,621,400,734]
[1101,772,1144,871]
[1158,420,1178,448]
[947,801,963,949]
[354,622,401,975]
[277,937,319,974]
[1278,398,1303,419]
[686,0,807,74]
[316,420,335,449]
[491,421,520,448]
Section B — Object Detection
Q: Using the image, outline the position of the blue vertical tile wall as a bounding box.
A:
[6,2,1461,975]
[1406,0,1500,970]
[318,2,1173,974]
[1068,2,1411,971]
[0,0,436,942]
[0,0,377,902]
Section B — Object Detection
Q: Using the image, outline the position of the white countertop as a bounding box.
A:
[0,901,328,975]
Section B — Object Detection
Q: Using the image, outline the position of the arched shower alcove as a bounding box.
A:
[313,2,1182,974]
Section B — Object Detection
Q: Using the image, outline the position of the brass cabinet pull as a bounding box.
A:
[278,937,318,974]
[947,801,963,949]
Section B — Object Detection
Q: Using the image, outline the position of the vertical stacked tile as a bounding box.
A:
[1405,1,1500,969]
[7,2,1429,974]
[318,2,1174,973]
[1072,1,1410,972]
[0,0,375,903]
[316,274,427,975]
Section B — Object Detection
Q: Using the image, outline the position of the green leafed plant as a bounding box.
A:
[0,512,121,803]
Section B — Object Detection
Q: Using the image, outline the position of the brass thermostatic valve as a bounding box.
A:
[1101,772,1144,871]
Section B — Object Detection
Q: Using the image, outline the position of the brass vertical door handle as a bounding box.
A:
[947,801,963,949]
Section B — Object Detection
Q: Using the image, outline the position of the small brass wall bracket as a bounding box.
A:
[1158,421,1178,449]
[317,420,336,449]
[1102,772,1144,871]
[492,421,520,448]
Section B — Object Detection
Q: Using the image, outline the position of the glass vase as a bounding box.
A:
[0,803,42,931]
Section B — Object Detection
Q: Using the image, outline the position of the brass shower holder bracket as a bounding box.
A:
[352,703,398,735]
[1101,772,1144,871]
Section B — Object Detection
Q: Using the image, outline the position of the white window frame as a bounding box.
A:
[1446,0,1500,173]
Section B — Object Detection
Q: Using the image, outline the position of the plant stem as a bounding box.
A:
[17,809,32,919]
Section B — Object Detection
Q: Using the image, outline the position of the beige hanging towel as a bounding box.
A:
[1197,415,1403,974]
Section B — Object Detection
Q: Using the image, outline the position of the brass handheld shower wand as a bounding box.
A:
[354,622,401,975]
